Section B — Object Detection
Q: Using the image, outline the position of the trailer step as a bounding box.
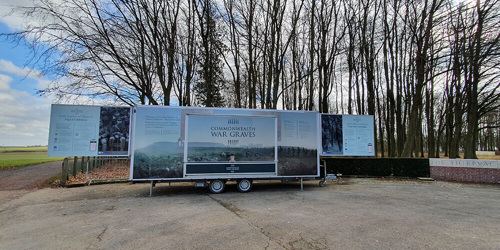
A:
[325,174,337,180]
[194,182,208,187]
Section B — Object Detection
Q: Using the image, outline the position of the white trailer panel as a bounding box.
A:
[130,105,320,181]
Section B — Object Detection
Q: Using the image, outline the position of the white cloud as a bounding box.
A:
[36,78,52,89]
[0,85,51,146]
[0,0,37,31]
[0,123,16,130]
[0,63,52,146]
[0,91,15,102]
[0,73,12,91]
[0,58,122,146]
[0,59,43,79]
[1,0,66,32]
[0,3,97,146]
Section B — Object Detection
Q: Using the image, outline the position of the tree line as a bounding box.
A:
[6,0,500,158]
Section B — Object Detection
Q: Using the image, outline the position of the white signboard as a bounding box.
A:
[321,114,375,156]
[48,104,131,157]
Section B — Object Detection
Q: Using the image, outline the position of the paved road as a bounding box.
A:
[0,178,499,249]
[0,161,61,207]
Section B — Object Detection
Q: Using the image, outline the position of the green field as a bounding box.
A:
[0,147,64,169]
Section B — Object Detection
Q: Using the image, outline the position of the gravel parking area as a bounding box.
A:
[1,178,499,249]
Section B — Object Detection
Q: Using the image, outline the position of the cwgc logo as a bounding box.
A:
[70,108,84,115]
[228,118,240,124]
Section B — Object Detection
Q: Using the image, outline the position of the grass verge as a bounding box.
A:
[0,147,48,153]
[0,147,64,170]
[45,174,62,185]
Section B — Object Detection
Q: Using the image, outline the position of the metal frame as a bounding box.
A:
[86,157,130,185]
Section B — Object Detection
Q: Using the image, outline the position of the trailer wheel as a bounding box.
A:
[209,180,225,194]
[319,180,326,187]
[237,179,252,192]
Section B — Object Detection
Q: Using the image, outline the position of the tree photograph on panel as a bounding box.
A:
[322,115,343,155]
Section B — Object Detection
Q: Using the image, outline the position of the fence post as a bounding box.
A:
[61,157,69,186]
[72,156,78,177]
[81,156,86,173]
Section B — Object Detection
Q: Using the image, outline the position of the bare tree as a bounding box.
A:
[192,0,226,107]
[219,0,243,108]
[316,1,345,113]
[175,0,198,106]
[463,0,500,158]
[5,0,500,158]
[401,0,445,157]
[11,0,184,105]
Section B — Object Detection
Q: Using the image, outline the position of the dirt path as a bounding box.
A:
[0,161,62,190]
[0,161,62,206]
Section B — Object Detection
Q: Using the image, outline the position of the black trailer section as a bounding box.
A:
[130,105,323,195]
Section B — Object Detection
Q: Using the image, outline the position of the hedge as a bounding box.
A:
[323,157,430,178]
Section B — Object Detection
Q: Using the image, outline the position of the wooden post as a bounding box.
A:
[81,156,86,173]
[72,156,78,177]
[61,158,69,186]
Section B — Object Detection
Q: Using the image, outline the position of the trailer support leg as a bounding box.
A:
[150,180,154,197]
[300,178,303,191]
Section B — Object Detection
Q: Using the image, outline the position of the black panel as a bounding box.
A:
[186,163,276,174]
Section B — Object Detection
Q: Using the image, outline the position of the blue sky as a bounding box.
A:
[0,2,53,146]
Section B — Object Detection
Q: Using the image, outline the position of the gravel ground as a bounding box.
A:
[0,175,499,249]
[0,161,62,207]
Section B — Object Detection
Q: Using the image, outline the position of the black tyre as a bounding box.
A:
[319,180,326,187]
[209,180,225,194]
[237,179,252,192]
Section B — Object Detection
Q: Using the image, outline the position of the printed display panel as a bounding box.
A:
[186,115,276,163]
[321,114,375,156]
[278,112,319,176]
[98,107,131,156]
[321,114,343,155]
[131,106,320,180]
[342,115,375,156]
[47,104,131,157]
[132,106,183,179]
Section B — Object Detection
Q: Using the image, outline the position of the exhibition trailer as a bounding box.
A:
[48,104,374,194]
